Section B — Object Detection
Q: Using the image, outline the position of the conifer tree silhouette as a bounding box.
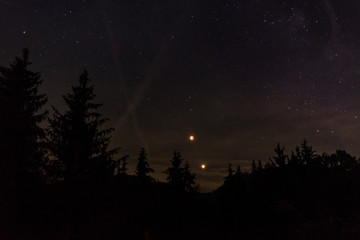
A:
[300,139,316,165]
[257,160,263,170]
[166,151,185,190]
[0,49,47,183]
[251,160,257,174]
[288,146,301,166]
[47,70,123,181]
[116,155,128,175]
[165,151,197,192]
[224,163,234,183]
[183,160,198,192]
[270,143,287,167]
[135,147,154,182]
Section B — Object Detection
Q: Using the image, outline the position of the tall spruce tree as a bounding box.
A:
[165,151,197,192]
[135,147,154,181]
[0,49,47,183]
[47,70,122,181]
[166,151,184,189]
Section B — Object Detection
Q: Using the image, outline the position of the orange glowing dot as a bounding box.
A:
[201,164,206,169]
[189,135,195,141]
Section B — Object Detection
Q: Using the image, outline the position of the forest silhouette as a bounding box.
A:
[1,49,360,239]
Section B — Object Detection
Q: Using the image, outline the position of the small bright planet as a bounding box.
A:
[201,164,206,169]
[189,135,195,141]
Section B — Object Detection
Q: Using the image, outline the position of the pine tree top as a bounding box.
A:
[47,70,121,181]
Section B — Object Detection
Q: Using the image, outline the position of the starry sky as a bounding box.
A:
[1,0,360,191]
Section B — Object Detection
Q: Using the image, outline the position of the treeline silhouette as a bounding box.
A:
[1,49,360,239]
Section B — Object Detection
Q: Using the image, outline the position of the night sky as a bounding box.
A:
[1,0,360,191]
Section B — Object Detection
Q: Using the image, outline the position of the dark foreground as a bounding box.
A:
[2,169,360,240]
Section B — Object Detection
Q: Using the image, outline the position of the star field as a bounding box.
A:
[1,0,360,191]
